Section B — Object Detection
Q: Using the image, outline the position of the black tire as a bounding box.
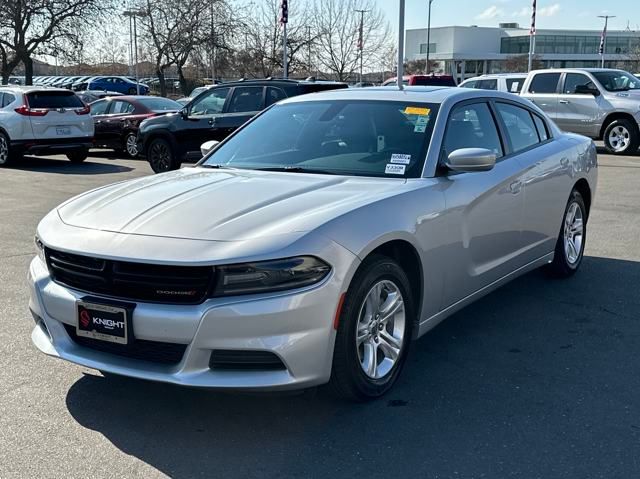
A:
[148,137,180,173]
[122,131,139,158]
[128,87,137,95]
[603,118,639,155]
[66,150,88,163]
[0,132,11,167]
[329,255,414,401]
[546,190,587,278]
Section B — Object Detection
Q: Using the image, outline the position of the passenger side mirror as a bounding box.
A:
[200,140,220,157]
[575,84,601,96]
[445,148,496,173]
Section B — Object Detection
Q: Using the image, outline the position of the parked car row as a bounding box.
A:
[32,75,149,95]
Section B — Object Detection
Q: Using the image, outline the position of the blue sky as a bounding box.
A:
[379,0,640,32]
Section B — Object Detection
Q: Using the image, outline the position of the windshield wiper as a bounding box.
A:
[253,166,337,175]
[199,164,235,170]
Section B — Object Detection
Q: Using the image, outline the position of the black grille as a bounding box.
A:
[64,324,187,365]
[45,248,214,304]
[209,350,286,371]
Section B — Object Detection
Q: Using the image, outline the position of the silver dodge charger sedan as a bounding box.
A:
[28,87,597,400]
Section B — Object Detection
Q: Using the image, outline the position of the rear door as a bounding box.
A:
[26,90,93,140]
[555,72,602,137]
[524,72,561,119]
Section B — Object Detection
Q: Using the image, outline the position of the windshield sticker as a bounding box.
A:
[390,154,411,164]
[414,124,427,133]
[404,106,431,116]
[385,164,406,175]
[416,115,429,125]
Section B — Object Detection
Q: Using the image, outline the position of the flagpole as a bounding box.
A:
[280,0,289,78]
[528,0,536,72]
[598,15,615,68]
[397,0,405,90]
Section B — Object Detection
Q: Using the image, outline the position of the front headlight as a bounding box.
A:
[34,235,46,264]
[212,256,331,297]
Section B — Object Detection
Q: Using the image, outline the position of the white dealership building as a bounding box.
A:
[405,23,640,81]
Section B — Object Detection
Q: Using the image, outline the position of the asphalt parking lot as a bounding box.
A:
[2,149,640,478]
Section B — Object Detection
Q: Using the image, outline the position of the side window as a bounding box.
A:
[495,103,540,152]
[89,100,109,115]
[0,93,4,108]
[266,87,287,107]
[528,73,561,94]
[227,87,264,113]
[190,87,230,116]
[461,80,477,89]
[532,114,549,141]
[506,78,525,93]
[442,102,503,159]
[111,101,134,114]
[477,79,498,90]
[563,73,596,94]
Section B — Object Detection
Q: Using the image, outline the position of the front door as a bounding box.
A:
[180,86,231,159]
[439,100,525,307]
[555,72,602,138]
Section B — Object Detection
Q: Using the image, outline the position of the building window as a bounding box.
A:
[419,43,437,54]
[500,35,635,55]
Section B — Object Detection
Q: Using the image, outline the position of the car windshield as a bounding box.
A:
[592,71,640,92]
[202,100,438,178]
[137,97,181,112]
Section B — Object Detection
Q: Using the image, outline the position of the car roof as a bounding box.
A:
[280,86,485,105]
[0,85,74,93]
[212,78,347,88]
[529,68,628,74]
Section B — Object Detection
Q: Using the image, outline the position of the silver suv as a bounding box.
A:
[460,73,528,94]
[0,86,94,166]
[521,68,640,155]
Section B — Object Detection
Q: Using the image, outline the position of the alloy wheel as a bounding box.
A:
[0,135,8,165]
[608,125,630,152]
[355,280,406,379]
[150,141,171,171]
[563,201,584,264]
[125,134,138,157]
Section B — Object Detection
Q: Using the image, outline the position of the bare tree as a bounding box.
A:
[504,54,542,73]
[312,0,391,82]
[0,0,104,84]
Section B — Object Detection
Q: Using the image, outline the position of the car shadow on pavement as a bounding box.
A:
[8,156,134,174]
[65,255,640,478]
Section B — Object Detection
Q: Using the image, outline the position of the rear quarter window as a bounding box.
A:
[27,91,84,108]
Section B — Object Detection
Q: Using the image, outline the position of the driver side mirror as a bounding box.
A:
[180,107,189,119]
[575,84,601,96]
[445,148,496,173]
[200,140,220,157]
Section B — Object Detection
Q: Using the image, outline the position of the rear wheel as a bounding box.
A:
[66,150,88,163]
[603,118,639,155]
[329,255,414,401]
[546,189,587,277]
[148,138,179,173]
[0,132,11,167]
[123,132,139,158]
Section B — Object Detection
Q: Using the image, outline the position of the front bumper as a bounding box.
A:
[28,250,352,390]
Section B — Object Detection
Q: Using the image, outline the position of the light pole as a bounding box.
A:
[397,0,405,90]
[598,15,615,68]
[355,9,370,85]
[425,0,434,74]
[123,8,147,94]
[306,26,312,76]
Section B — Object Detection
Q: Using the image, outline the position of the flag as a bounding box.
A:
[357,18,363,50]
[530,0,536,35]
[279,0,288,25]
[599,19,607,54]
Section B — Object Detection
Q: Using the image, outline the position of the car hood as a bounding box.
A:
[57,167,407,241]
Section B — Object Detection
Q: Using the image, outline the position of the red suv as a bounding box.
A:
[382,74,457,87]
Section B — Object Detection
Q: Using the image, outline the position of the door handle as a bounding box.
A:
[208,118,217,126]
[559,100,570,104]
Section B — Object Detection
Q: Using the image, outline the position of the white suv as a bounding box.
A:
[0,86,94,166]
[459,74,528,94]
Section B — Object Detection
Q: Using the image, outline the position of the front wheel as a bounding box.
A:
[66,150,88,163]
[148,138,179,173]
[128,87,137,95]
[603,119,639,155]
[329,255,414,401]
[546,190,587,277]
